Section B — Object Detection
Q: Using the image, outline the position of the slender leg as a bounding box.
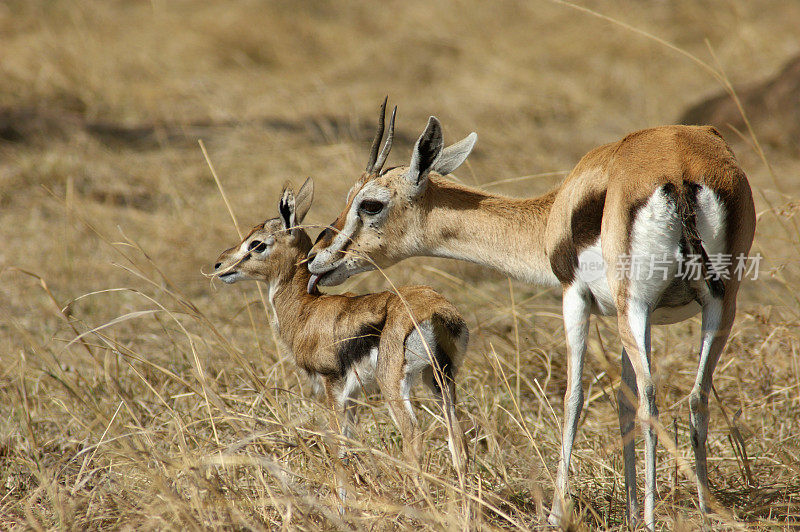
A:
[383,372,421,465]
[322,379,343,461]
[322,371,365,510]
[444,380,468,475]
[401,372,423,463]
[321,378,349,512]
[549,285,592,526]
[339,374,362,447]
[618,347,640,526]
[424,368,468,474]
[377,320,422,465]
[689,295,734,514]
[336,380,362,509]
[618,300,657,531]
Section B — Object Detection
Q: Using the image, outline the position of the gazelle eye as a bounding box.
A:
[359,200,384,216]
[249,240,267,253]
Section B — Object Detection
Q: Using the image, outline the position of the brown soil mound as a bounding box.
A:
[680,54,800,153]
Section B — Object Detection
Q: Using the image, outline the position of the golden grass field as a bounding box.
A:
[2,1,800,529]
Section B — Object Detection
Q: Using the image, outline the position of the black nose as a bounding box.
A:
[214,262,221,270]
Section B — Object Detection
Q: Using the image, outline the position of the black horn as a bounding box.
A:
[373,105,396,174]
[365,96,388,173]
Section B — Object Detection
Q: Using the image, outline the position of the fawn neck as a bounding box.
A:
[267,238,319,348]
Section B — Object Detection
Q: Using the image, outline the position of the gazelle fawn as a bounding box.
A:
[307,100,756,529]
[212,178,469,479]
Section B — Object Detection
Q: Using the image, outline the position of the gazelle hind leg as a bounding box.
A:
[690,294,734,513]
[549,285,592,525]
[423,367,468,474]
[618,347,640,526]
[383,371,422,465]
[617,300,657,531]
[378,321,422,465]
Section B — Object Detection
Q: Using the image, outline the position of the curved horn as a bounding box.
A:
[365,96,388,173]
[373,105,396,174]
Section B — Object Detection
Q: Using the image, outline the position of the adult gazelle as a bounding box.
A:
[307,100,756,529]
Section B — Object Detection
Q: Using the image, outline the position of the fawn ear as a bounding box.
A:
[278,186,296,232]
[406,116,443,193]
[294,177,314,224]
[433,132,477,176]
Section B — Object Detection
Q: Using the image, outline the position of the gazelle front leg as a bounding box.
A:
[338,373,364,450]
[549,284,591,526]
[617,299,657,531]
[322,378,350,511]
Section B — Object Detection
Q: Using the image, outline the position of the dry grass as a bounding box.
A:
[1,0,800,529]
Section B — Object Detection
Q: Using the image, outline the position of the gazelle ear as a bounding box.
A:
[407,116,443,189]
[278,186,296,232]
[294,177,314,224]
[432,132,477,176]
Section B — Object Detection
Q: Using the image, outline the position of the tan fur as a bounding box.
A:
[213,181,469,476]
[310,125,754,289]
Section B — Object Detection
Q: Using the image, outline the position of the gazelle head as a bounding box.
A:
[213,177,314,286]
[306,101,477,292]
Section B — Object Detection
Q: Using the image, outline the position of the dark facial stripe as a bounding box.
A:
[314,226,333,245]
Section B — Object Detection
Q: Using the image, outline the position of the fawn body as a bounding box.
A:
[213,178,469,474]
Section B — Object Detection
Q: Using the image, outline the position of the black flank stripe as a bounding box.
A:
[337,318,385,378]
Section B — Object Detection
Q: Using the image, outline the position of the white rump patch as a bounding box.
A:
[404,320,439,375]
[627,187,684,304]
[694,186,727,258]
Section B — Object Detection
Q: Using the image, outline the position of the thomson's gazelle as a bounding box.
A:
[307,102,756,529]
[212,178,469,478]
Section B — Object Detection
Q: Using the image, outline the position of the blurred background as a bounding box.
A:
[1,1,799,529]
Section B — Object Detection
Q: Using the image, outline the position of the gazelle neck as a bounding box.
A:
[268,247,317,348]
[420,175,560,286]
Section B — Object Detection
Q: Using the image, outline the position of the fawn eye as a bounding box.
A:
[248,240,267,253]
[359,200,384,216]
